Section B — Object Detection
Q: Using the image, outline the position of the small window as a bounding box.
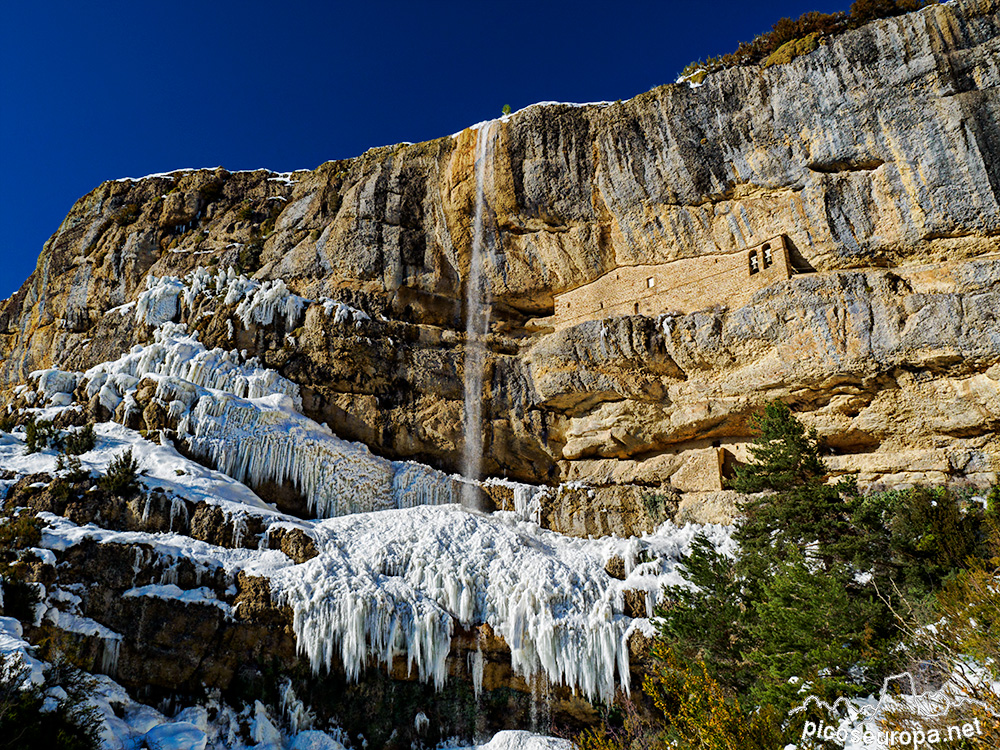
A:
[749,250,760,275]
[633,302,640,314]
[566,301,571,309]
[599,302,604,309]
[647,277,655,288]
[762,243,773,269]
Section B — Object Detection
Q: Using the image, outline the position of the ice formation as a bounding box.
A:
[85,323,301,407]
[280,678,316,734]
[15,406,734,706]
[136,267,310,330]
[235,279,307,329]
[38,314,459,520]
[181,389,462,517]
[273,505,730,703]
[137,274,186,326]
[321,298,370,328]
[29,369,79,404]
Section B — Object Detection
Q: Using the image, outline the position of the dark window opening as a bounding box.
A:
[749,250,760,275]
[633,302,640,314]
[762,243,773,268]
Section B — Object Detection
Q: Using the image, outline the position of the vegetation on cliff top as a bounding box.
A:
[679,0,940,81]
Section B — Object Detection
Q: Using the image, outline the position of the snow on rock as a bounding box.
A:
[43,609,123,675]
[17,408,733,705]
[236,279,308,329]
[0,616,46,685]
[84,323,302,407]
[20,323,456,521]
[137,274,186,326]
[38,512,295,580]
[145,721,209,750]
[29,369,79,403]
[451,730,574,750]
[273,505,729,703]
[321,298,370,328]
[123,584,232,614]
[0,418,281,520]
[136,266,311,332]
[252,699,284,747]
[291,731,348,750]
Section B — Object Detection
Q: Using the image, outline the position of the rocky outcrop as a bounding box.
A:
[2,2,999,504]
[1,4,999,747]
[1,496,617,747]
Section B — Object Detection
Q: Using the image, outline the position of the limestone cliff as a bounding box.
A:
[2,0,1000,517]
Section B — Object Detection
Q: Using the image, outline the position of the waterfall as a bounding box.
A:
[462,121,495,508]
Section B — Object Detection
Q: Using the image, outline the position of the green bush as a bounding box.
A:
[642,492,674,525]
[0,656,102,750]
[852,485,987,597]
[24,417,61,454]
[236,200,255,222]
[763,31,821,67]
[61,424,95,456]
[111,204,141,228]
[678,0,937,78]
[56,454,89,484]
[98,449,140,497]
[598,401,997,749]
[850,0,936,25]
[237,239,264,274]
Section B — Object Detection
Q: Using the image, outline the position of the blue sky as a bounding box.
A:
[0,0,845,300]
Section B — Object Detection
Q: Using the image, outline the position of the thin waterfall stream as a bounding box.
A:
[462,121,496,508]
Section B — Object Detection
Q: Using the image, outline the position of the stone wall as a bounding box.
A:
[551,236,792,330]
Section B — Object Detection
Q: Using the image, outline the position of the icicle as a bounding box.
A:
[84,323,302,410]
[100,636,122,677]
[131,548,146,586]
[469,642,484,699]
[179,390,460,519]
[160,560,179,586]
[279,679,315,734]
[231,515,247,548]
[275,505,639,704]
[136,274,186,326]
[169,497,189,532]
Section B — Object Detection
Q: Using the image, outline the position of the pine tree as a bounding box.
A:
[732,401,862,578]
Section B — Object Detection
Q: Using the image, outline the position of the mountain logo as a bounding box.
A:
[787,671,995,746]
[788,670,995,724]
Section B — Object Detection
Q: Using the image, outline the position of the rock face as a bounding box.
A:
[1,2,999,745]
[3,2,999,504]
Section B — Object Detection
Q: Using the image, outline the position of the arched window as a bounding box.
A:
[749,250,760,275]
[762,243,773,269]
[633,302,640,314]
